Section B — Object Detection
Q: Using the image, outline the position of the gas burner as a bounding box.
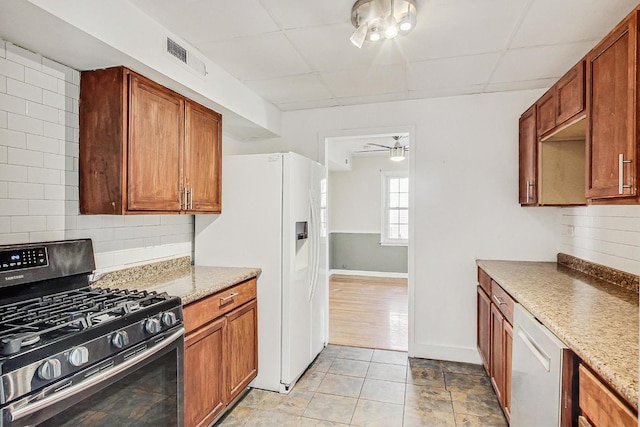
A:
[1,331,41,356]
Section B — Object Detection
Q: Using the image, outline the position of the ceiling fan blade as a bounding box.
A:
[365,143,393,149]
[354,148,388,153]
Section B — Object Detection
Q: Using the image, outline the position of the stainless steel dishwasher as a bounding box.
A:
[511,304,568,426]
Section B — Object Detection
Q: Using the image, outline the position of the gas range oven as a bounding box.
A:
[0,239,184,427]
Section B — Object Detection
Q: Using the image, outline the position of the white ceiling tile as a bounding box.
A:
[510,0,639,48]
[407,53,500,92]
[197,33,310,81]
[320,64,406,98]
[396,0,529,63]
[260,0,353,29]
[245,74,333,104]
[407,85,484,100]
[490,41,595,84]
[130,0,279,43]
[277,98,342,111]
[484,78,557,93]
[286,23,404,72]
[336,92,408,106]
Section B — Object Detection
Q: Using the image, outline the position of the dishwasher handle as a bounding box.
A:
[517,328,551,372]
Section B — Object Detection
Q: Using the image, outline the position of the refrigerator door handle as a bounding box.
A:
[308,191,321,302]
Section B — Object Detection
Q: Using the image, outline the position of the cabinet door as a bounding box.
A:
[490,304,505,404]
[503,320,513,422]
[556,61,586,125]
[184,101,222,213]
[128,74,184,211]
[184,317,226,427]
[477,286,491,374]
[537,90,557,136]
[519,106,538,205]
[586,14,637,199]
[226,300,258,402]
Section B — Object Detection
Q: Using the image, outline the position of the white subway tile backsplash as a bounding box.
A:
[28,167,60,184]
[123,216,148,227]
[42,90,65,109]
[76,215,103,230]
[0,164,28,182]
[100,216,125,228]
[0,93,26,115]
[64,200,79,215]
[44,184,65,200]
[57,80,79,98]
[27,134,59,154]
[8,182,43,199]
[0,233,29,245]
[0,111,7,128]
[64,215,76,230]
[11,216,46,233]
[8,113,43,135]
[0,146,6,163]
[0,216,9,233]
[46,216,65,231]
[62,142,79,158]
[29,231,65,242]
[0,76,6,93]
[0,58,25,81]
[62,111,79,129]
[64,185,78,201]
[26,101,59,123]
[8,147,43,167]
[0,199,28,216]
[28,200,65,216]
[7,79,42,103]
[63,170,78,186]
[0,182,6,199]
[6,43,42,71]
[24,68,58,92]
[41,58,73,81]
[0,41,5,59]
[42,153,66,170]
[42,121,65,139]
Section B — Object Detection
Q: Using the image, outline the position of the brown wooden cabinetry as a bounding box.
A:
[519,106,538,205]
[586,11,639,202]
[476,268,513,421]
[79,66,222,214]
[183,278,258,427]
[578,364,637,427]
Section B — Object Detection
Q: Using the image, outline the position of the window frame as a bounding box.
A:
[380,171,409,246]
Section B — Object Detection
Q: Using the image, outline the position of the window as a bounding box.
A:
[382,172,408,245]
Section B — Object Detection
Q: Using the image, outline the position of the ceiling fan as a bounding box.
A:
[356,135,409,161]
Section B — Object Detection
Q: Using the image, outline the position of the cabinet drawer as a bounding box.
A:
[490,280,514,324]
[578,364,637,427]
[184,278,257,334]
[477,268,492,294]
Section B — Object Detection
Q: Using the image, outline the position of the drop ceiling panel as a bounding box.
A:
[407,53,500,91]
[260,0,353,29]
[490,41,595,84]
[396,0,529,63]
[510,0,639,48]
[485,78,557,93]
[286,23,405,72]
[129,0,279,43]
[197,33,311,81]
[245,73,333,104]
[320,64,406,98]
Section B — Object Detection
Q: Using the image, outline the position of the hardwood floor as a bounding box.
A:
[329,274,408,351]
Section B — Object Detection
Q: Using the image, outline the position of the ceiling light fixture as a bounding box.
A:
[389,142,406,161]
[350,0,417,48]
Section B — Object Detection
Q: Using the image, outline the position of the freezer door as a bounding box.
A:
[310,160,328,359]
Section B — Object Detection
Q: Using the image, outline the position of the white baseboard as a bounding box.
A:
[329,269,408,279]
[409,343,482,365]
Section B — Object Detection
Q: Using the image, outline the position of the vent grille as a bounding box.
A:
[167,37,187,63]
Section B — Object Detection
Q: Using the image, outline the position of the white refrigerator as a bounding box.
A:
[194,153,328,393]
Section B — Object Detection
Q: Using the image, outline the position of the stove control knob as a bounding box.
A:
[112,331,130,349]
[68,346,89,367]
[145,318,161,334]
[37,358,62,381]
[161,312,178,327]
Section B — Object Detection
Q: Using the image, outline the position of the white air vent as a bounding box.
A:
[166,37,207,76]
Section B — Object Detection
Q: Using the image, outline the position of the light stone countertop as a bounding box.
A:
[94,264,261,305]
[476,260,638,409]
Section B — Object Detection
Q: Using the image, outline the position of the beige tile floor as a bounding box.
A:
[217,345,507,427]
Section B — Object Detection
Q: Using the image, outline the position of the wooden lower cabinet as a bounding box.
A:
[578,364,637,427]
[490,304,505,406]
[184,318,226,427]
[503,321,513,421]
[476,286,491,373]
[183,279,258,427]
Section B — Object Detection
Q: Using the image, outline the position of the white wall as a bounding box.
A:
[0,40,193,272]
[559,206,640,275]
[330,155,408,233]
[270,90,561,362]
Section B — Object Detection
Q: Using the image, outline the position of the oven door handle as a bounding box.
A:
[8,328,184,423]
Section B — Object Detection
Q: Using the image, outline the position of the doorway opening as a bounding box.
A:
[324,130,412,352]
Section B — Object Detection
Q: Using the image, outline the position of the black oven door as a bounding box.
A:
[3,327,184,427]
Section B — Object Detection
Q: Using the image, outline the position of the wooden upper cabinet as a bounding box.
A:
[519,105,538,205]
[586,11,638,201]
[128,74,184,212]
[80,66,222,214]
[536,90,556,136]
[184,101,222,213]
[556,61,585,125]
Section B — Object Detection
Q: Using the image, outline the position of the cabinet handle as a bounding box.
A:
[183,187,188,210]
[526,180,530,202]
[220,292,239,303]
[189,188,193,210]
[492,294,506,305]
[618,153,632,195]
